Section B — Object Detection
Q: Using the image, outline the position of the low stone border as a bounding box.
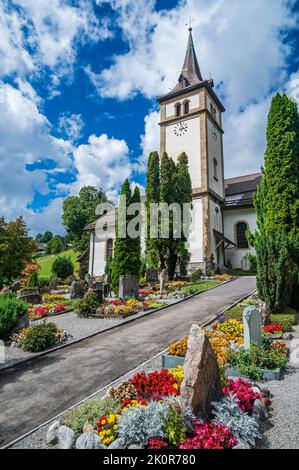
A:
[0,279,235,372]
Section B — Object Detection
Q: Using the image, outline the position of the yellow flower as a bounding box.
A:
[113,424,118,430]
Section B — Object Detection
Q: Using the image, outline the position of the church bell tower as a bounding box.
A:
[157,28,226,269]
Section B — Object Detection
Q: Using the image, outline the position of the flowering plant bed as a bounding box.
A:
[93,298,167,318]
[28,303,69,320]
[11,322,70,352]
[55,364,264,450]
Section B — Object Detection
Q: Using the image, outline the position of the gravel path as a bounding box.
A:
[258,319,299,449]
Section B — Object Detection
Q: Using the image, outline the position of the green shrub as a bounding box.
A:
[0,293,28,339]
[270,313,296,332]
[28,271,38,288]
[52,256,74,280]
[38,277,50,289]
[74,291,99,318]
[64,397,119,437]
[190,268,203,283]
[22,323,57,352]
[228,344,287,380]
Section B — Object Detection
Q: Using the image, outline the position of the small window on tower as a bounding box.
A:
[213,158,218,181]
[184,100,189,115]
[214,207,220,227]
[236,222,249,249]
[175,103,181,117]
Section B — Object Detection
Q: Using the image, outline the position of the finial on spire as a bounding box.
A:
[186,17,194,32]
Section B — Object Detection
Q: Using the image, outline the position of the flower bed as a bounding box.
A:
[11,322,70,352]
[28,303,67,320]
[57,366,262,450]
[93,298,167,319]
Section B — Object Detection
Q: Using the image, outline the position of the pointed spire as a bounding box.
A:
[171,28,203,93]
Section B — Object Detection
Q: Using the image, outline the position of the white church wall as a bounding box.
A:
[223,208,256,269]
[209,198,223,265]
[188,197,204,264]
[165,116,201,188]
[206,94,221,125]
[89,225,116,277]
[207,118,224,198]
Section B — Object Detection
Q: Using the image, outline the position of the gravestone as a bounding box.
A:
[49,278,58,290]
[103,274,111,297]
[18,291,42,305]
[70,280,85,300]
[10,280,22,292]
[119,275,139,299]
[243,306,262,349]
[159,269,168,293]
[180,324,222,418]
[85,274,94,289]
[146,268,158,289]
[203,254,215,276]
[93,281,103,304]
[259,300,271,326]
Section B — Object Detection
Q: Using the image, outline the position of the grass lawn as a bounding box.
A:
[36,249,80,280]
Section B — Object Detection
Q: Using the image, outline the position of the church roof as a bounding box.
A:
[157,28,225,112]
[223,173,262,209]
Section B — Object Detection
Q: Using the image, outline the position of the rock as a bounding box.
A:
[283,332,293,340]
[128,444,143,449]
[180,324,222,418]
[46,420,61,445]
[75,432,105,449]
[259,301,271,326]
[108,438,126,449]
[233,438,251,449]
[119,275,138,298]
[70,280,85,300]
[252,399,269,424]
[58,425,76,449]
[243,306,262,350]
[82,423,95,433]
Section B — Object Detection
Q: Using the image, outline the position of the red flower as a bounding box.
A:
[223,377,259,413]
[263,323,283,334]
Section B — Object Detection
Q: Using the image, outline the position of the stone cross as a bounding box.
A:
[243,306,262,350]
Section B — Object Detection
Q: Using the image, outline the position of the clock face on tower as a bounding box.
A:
[174,121,188,136]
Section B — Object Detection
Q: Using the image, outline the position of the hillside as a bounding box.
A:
[36,249,80,279]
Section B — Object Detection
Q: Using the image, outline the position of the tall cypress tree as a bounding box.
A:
[145,152,160,269]
[253,93,299,310]
[130,186,142,277]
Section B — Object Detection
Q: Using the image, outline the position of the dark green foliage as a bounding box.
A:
[253,93,299,310]
[28,271,38,288]
[52,256,74,280]
[255,229,299,311]
[0,216,37,283]
[74,291,99,318]
[145,151,161,269]
[0,293,28,338]
[111,179,142,293]
[63,186,110,253]
[228,344,287,380]
[36,231,53,243]
[145,152,192,280]
[46,235,65,254]
[190,268,203,283]
[22,323,58,352]
[64,397,119,437]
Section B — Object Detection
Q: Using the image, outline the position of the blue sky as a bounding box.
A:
[0,0,298,235]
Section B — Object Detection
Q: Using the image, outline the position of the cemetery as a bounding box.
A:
[36,293,294,450]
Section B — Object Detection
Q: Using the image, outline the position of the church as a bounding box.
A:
[86,28,261,277]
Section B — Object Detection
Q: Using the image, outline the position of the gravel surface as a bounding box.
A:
[258,319,299,449]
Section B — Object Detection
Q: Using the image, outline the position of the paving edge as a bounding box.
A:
[0,278,237,372]
[1,286,256,450]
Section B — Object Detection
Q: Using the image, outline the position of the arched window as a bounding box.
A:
[235,222,249,249]
[183,100,189,115]
[213,158,218,181]
[175,102,181,117]
[106,238,114,260]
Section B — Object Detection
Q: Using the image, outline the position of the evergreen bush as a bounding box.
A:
[0,293,28,338]
[51,256,74,280]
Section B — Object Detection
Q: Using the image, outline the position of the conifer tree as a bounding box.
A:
[253,93,299,310]
[145,152,160,269]
[111,180,142,294]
